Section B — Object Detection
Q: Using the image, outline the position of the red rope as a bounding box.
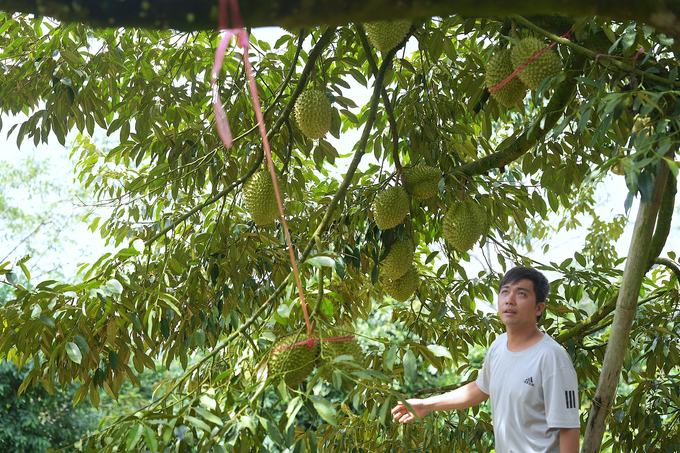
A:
[211,0,317,346]
[489,25,574,95]
[594,47,645,67]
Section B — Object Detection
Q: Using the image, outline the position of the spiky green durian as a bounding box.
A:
[486,48,527,109]
[244,170,280,225]
[381,238,415,280]
[372,186,410,230]
[363,20,412,52]
[317,327,365,381]
[383,265,419,302]
[268,331,320,387]
[442,200,487,253]
[403,165,442,200]
[511,37,562,90]
[294,89,332,139]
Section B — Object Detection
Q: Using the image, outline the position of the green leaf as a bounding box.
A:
[39,316,56,329]
[109,350,119,369]
[306,255,336,269]
[403,349,417,382]
[65,342,83,364]
[194,329,206,348]
[73,335,90,356]
[143,426,158,452]
[106,279,123,295]
[194,406,223,426]
[427,344,452,359]
[310,395,337,427]
[126,424,144,451]
[19,262,30,280]
[185,415,211,433]
[384,345,397,372]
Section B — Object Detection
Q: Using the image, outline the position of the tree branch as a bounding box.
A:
[4,0,680,39]
[355,23,404,178]
[453,53,587,178]
[655,257,680,281]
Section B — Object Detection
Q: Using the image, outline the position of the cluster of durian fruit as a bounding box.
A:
[290,20,411,140]
[486,36,563,109]
[372,165,488,303]
[267,326,365,387]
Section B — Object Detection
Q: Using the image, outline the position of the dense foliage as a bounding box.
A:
[0,361,98,452]
[0,10,678,453]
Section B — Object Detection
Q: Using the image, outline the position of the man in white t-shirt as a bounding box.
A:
[391,266,580,453]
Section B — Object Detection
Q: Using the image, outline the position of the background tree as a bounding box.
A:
[0,8,678,453]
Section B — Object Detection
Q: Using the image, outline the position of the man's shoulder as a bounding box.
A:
[537,333,575,366]
[488,332,508,351]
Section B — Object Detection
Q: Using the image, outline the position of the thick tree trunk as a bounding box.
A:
[1,0,680,36]
[580,163,671,452]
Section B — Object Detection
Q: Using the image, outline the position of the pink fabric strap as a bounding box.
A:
[211,0,315,344]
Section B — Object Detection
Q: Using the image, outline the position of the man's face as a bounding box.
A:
[497,278,544,328]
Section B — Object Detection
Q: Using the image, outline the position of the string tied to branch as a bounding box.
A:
[211,0,354,348]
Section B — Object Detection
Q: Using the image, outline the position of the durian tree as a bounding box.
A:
[0,6,679,453]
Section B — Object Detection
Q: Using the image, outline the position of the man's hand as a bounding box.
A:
[391,399,429,423]
[391,382,489,424]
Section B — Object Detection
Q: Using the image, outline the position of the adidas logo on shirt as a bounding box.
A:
[523,377,534,387]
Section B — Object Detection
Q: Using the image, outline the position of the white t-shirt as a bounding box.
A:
[476,332,580,453]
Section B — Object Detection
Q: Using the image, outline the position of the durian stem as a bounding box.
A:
[301,44,399,261]
[231,26,337,144]
[355,23,407,182]
[512,15,680,88]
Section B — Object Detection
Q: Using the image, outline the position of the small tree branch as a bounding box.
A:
[355,23,404,178]
[453,53,587,178]
[655,257,680,282]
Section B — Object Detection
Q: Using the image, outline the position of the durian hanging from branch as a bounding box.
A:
[294,89,333,139]
[363,20,412,52]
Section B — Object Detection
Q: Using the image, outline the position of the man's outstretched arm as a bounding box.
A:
[559,428,579,453]
[391,381,489,423]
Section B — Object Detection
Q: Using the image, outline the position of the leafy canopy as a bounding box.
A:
[0,12,679,453]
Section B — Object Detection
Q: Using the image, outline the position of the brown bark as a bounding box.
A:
[581,162,671,453]
[2,0,680,36]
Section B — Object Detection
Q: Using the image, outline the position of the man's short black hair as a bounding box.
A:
[499,266,551,322]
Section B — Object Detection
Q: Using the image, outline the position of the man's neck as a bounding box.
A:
[505,326,544,352]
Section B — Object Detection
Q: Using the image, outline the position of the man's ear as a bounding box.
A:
[535,301,546,317]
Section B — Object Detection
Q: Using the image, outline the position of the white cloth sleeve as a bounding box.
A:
[543,366,580,429]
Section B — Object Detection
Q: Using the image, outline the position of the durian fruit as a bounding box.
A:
[403,165,442,200]
[485,48,527,109]
[510,37,562,90]
[381,237,415,280]
[294,89,332,139]
[383,265,419,302]
[363,20,412,52]
[268,331,320,387]
[317,326,365,381]
[372,186,410,230]
[442,200,487,253]
[244,170,280,226]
